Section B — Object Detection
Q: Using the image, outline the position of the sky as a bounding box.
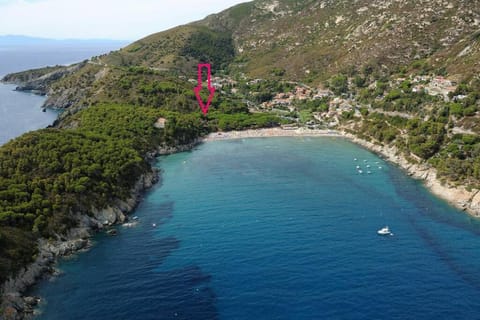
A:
[0,0,251,40]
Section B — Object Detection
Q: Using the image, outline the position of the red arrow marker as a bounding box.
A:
[194,63,215,115]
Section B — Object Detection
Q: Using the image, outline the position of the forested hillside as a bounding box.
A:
[0,102,280,292]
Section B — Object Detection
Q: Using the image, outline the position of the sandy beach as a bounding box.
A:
[202,127,341,141]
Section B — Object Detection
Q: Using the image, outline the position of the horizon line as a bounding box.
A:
[0,34,133,42]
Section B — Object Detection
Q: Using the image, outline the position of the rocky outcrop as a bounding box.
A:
[343,132,480,217]
[0,169,158,320]
[155,140,201,156]
[2,63,84,96]
[0,227,93,320]
[43,87,89,110]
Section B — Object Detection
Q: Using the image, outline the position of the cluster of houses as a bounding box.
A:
[182,72,470,129]
[260,86,332,111]
[211,76,238,90]
[409,76,462,101]
[257,85,359,128]
[187,76,238,93]
[313,97,358,127]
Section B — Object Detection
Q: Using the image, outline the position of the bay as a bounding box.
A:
[33,137,480,319]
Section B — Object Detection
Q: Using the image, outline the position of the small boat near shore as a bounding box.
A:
[122,222,138,227]
[377,226,393,236]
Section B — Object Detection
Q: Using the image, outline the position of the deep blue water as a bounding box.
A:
[0,43,127,77]
[0,42,126,145]
[33,137,480,319]
[0,83,57,145]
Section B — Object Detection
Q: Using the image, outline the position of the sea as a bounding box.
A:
[0,42,127,145]
[31,137,480,319]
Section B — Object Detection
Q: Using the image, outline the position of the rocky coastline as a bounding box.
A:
[155,140,202,156]
[0,169,159,320]
[0,138,204,320]
[342,132,480,217]
[202,127,480,217]
[2,64,80,94]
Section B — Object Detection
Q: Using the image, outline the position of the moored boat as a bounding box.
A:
[377,226,393,236]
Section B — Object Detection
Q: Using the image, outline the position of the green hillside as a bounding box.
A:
[1,0,480,315]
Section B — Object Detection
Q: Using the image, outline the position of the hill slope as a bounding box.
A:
[205,0,480,81]
[3,0,480,108]
[2,0,480,191]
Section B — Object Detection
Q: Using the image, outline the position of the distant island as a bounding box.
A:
[1,0,480,318]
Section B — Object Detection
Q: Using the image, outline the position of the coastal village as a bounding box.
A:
[191,73,467,130]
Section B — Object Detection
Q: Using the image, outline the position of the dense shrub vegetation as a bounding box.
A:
[0,129,147,283]
[0,103,282,285]
[180,27,235,69]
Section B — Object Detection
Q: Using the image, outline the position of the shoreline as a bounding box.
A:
[342,132,480,217]
[3,126,479,319]
[0,169,159,319]
[202,127,341,141]
[202,127,480,217]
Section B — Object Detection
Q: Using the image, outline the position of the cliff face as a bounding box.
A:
[0,169,158,320]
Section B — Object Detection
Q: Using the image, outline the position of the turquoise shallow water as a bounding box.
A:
[33,137,480,319]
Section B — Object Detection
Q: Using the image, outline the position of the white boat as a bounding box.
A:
[132,216,139,220]
[377,226,393,236]
[122,222,138,227]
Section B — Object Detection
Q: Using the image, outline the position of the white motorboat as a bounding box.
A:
[122,222,138,227]
[377,226,393,236]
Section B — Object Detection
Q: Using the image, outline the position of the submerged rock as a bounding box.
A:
[106,229,118,236]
